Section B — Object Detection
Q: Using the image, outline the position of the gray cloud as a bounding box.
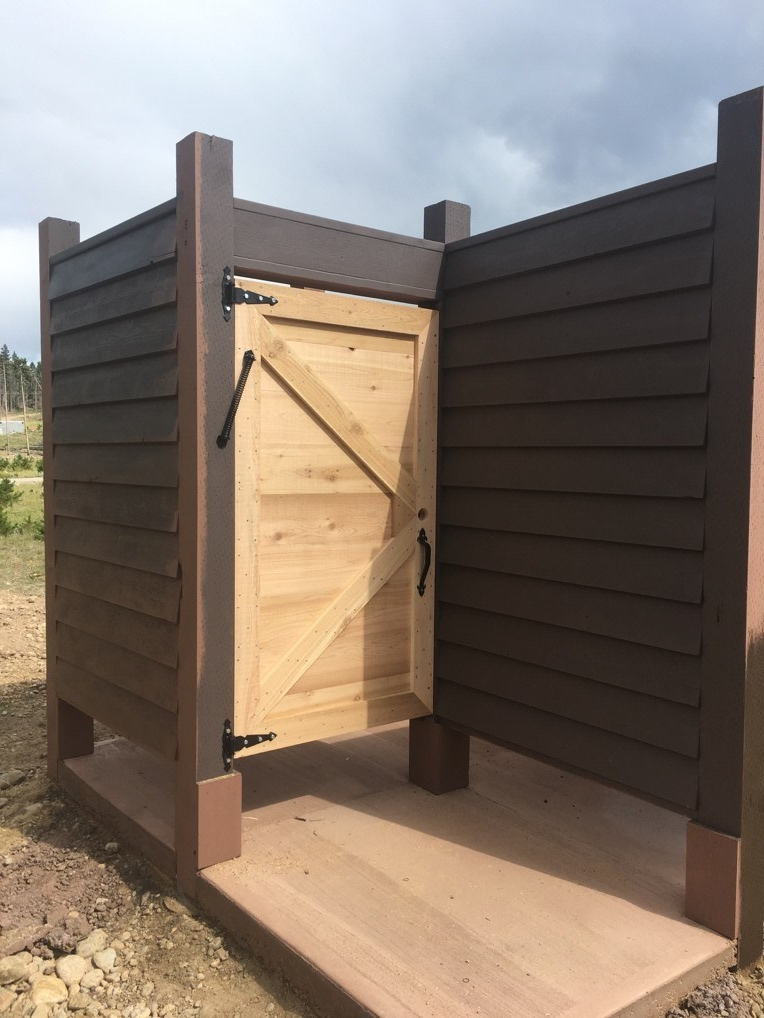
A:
[1,0,762,360]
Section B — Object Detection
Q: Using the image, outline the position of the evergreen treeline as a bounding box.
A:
[0,345,42,414]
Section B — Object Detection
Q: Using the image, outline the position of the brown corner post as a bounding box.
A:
[39,218,94,780]
[408,200,472,795]
[690,87,764,965]
[175,133,242,893]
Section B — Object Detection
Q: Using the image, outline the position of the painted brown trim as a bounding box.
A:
[233,198,444,303]
[197,773,242,870]
[698,87,764,966]
[685,821,741,940]
[175,132,239,892]
[39,217,93,780]
[50,199,176,265]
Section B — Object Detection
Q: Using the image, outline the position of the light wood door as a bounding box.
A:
[234,283,438,756]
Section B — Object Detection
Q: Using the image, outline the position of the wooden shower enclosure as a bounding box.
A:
[40,86,764,968]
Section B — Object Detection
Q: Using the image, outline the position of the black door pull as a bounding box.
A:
[417,528,431,597]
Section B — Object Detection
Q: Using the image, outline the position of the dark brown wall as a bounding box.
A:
[435,166,715,809]
[45,201,179,761]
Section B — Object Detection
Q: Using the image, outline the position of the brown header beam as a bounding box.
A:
[698,86,764,965]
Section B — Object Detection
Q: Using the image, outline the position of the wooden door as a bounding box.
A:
[233,283,438,756]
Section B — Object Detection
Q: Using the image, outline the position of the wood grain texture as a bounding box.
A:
[51,306,177,372]
[436,680,699,809]
[56,659,176,760]
[440,447,706,498]
[438,641,699,757]
[55,588,179,668]
[439,526,703,603]
[441,290,711,369]
[55,551,181,621]
[439,488,705,550]
[48,209,176,300]
[444,174,715,289]
[54,399,178,445]
[440,395,707,448]
[438,603,701,706]
[444,233,713,329]
[53,444,178,487]
[441,342,709,407]
[439,564,701,655]
[50,261,176,335]
[57,623,177,713]
[233,199,442,302]
[52,351,177,407]
[54,481,178,532]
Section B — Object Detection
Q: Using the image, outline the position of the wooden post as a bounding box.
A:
[409,200,472,795]
[688,87,764,964]
[175,133,241,892]
[39,218,94,779]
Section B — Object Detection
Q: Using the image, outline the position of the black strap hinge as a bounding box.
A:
[222,719,277,772]
[222,267,278,321]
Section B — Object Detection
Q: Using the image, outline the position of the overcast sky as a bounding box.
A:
[1,0,762,362]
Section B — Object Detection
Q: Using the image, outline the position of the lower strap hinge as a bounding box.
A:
[222,719,277,772]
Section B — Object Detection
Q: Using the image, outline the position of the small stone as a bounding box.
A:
[30,974,68,1005]
[30,1006,50,1018]
[0,799,8,809]
[0,770,24,788]
[0,955,29,985]
[91,951,116,975]
[77,932,108,960]
[215,949,227,962]
[68,993,92,1012]
[162,897,187,916]
[265,1005,275,1014]
[109,943,124,953]
[104,843,119,854]
[55,955,90,987]
[22,802,44,818]
[0,987,15,1013]
[80,970,103,990]
[140,983,154,999]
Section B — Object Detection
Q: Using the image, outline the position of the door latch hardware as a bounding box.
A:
[222,266,278,321]
[417,528,431,597]
[217,350,256,449]
[222,719,277,772]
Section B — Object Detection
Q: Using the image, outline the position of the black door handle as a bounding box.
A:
[417,528,431,597]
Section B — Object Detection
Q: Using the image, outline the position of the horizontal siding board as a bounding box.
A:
[56,552,181,622]
[56,658,176,760]
[55,588,178,668]
[48,212,176,300]
[439,447,706,498]
[444,233,713,329]
[437,603,700,706]
[50,261,176,335]
[54,518,179,578]
[441,290,711,369]
[53,445,178,487]
[234,200,442,302]
[435,680,698,810]
[441,341,709,408]
[437,642,699,757]
[445,176,715,289]
[439,488,705,550]
[52,351,177,408]
[439,564,701,654]
[440,395,707,448]
[57,623,177,713]
[51,306,177,372]
[54,481,178,532]
[439,527,703,603]
[54,399,178,445]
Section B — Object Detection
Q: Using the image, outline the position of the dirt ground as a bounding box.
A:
[0,591,318,1018]
[2,589,764,1018]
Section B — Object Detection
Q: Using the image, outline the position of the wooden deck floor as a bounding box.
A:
[63,728,733,1017]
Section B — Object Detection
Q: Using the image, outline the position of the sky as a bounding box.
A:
[1,0,763,363]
